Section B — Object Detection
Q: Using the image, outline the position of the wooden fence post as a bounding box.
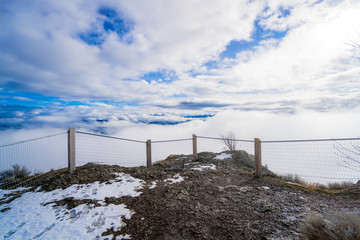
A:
[68,128,76,172]
[254,138,262,177]
[192,134,197,161]
[146,139,152,167]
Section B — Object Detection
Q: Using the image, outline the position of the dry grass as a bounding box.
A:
[280,174,355,191]
[327,181,355,190]
[300,212,360,240]
[281,174,307,185]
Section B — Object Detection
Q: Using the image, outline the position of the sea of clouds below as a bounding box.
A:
[1,108,360,184]
[1,108,360,144]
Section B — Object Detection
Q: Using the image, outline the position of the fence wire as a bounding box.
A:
[152,138,193,163]
[1,130,359,188]
[0,132,68,189]
[197,136,254,156]
[76,132,146,167]
[262,138,360,184]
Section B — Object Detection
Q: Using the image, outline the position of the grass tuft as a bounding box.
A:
[280,174,355,191]
[300,212,360,240]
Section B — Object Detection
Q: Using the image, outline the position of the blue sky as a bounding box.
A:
[0,0,360,141]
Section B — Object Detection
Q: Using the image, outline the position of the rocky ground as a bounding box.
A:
[3,151,360,239]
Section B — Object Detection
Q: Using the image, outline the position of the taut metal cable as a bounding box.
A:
[0,132,67,148]
[262,137,360,143]
[197,136,254,143]
[152,138,192,143]
[75,131,145,144]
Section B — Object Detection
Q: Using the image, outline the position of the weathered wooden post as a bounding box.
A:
[192,134,197,161]
[254,138,262,177]
[68,128,76,172]
[146,139,152,167]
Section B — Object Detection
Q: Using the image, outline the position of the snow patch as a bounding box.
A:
[0,172,143,240]
[164,174,184,184]
[191,164,217,171]
[52,172,143,201]
[0,187,32,204]
[149,181,157,189]
[215,153,232,160]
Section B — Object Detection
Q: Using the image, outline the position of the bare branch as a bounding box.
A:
[345,37,360,59]
[221,132,238,152]
[334,141,360,172]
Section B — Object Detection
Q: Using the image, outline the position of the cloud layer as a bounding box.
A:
[0,0,360,140]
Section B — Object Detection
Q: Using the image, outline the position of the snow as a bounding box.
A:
[215,153,232,160]
[52,173,143,201]
[0,172,145,240]
[164,174,184,184]
[191,164,217,171]
[149,181,157,189]
[0,187,31,204]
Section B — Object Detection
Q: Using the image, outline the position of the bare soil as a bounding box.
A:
[9,151,360,239]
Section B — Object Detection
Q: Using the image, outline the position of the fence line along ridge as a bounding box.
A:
[1,128,359,190]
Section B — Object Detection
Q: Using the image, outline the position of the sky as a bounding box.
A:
[1,0,360,143]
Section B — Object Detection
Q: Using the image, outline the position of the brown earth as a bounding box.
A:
[3,151,360,240]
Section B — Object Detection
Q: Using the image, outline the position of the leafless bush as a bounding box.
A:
[281,174,306,185]
[334,142,360,172]
[281,174,354,191]
[300,212,360,240]
[327,181,354,190]
[221,132,238,152]
[0,165,31,186]
[345,34,360,59]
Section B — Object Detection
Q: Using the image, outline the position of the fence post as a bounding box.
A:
[68,128,76,172]
[193,134,198,161]
[254,138,262,177]
[146,139,152,167]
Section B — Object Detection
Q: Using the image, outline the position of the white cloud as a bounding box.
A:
[12,96,34,102]
[207,0,360,111]
[0,0,264,100]
[1,0,360,145]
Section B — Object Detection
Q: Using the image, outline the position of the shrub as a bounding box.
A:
[281,174,307,185]
[327,181,354,190]
[300,212,360,240]
[0,165,31,185]
[280,175,354,191]
[221,132,238,152]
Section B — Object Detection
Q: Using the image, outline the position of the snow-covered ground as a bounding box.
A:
[1,172,186,240]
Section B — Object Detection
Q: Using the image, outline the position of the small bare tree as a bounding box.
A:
[334,142,360,172]
[346,40,360,59]
[221,132,238,152]
[345,32,360,60]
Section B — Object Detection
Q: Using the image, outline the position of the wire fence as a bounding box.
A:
[197,136,360,184]
[151,138,193,163]
[1,129,359,189]
[262,138,360,184]
[0,132,68,189]
[197,136,254,155]
[76,131,146,167]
